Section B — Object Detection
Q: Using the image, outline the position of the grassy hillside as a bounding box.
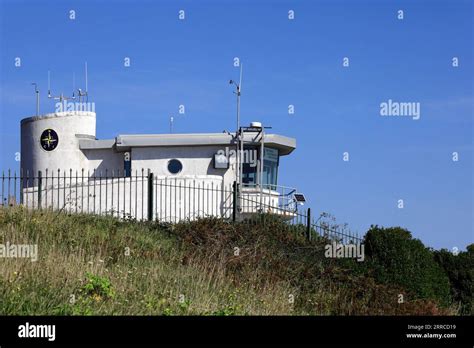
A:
[0,207,463,315]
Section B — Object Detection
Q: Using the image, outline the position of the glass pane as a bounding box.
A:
[263,147,279,188]
[242,163,257,185]
[241,146,279,188]
[242,145,258,186]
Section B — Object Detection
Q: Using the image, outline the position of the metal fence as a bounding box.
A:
[238,192,363,244]
[1,169,363,244]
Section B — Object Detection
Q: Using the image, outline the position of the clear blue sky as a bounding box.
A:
[0,0,472,250]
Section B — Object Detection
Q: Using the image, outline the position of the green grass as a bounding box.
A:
[0,207,457,315]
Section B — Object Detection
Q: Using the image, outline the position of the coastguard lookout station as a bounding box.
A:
[19,71,300,222]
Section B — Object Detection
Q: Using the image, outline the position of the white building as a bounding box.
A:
[20,111,298,221]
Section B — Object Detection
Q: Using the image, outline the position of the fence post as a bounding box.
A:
[37,170,42,210]
[20,169,23,205]
[306,207,311,241]
[147,172,154,221]
[232,181,237,222]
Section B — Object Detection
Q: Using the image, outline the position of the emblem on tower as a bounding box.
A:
[40,129,59,151]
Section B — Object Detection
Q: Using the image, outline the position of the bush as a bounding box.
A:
[81,273,115,300]
[0,207,459,315]
[433,245,473,315]
[364,225,451,306]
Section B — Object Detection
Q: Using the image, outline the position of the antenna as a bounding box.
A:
[85,62,88,94]
[47,71,51,97]
[229,62,243,187]
[239,62,243,98]
[47,70,75,103]
[229,63,242,133]
[238,63,242,141]
[77,62,89,102]
[72,72,76,97]
[31,83,40,116]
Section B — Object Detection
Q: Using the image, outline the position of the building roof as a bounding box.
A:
[21,111,96,125]
[79,132,296,156]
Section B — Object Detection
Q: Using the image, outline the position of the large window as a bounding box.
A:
[242,146,279,188]
[242,146,258,185]
[242,162,257,185]
[262,147,279,188]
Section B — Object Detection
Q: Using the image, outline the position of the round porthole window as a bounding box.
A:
[167,159,183,174]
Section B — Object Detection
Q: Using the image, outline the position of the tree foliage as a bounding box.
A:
[433,245,473,314]
[364,225,451,306]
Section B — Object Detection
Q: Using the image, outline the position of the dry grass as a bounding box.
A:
[0,207,456,315]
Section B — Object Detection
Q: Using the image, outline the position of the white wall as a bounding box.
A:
[21,112,96,175]
[82,148,124,175]
[131,145,237,187]
[22,175,234,222]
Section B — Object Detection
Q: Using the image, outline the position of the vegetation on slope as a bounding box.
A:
[0,207,470,315]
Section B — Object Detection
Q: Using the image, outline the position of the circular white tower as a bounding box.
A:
[20,111,96,176]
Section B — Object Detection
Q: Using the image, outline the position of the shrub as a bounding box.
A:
[433,245,473,315]
[81,273,115,301]
[364,225,451,306]
[0,207,460,315]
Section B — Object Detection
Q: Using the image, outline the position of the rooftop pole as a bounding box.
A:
[230,63,243,219]
[31,83,39,116]
[230,63,243,186]
[237,63,242,133]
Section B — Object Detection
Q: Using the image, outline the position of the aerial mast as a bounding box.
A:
[31,83,40,116]
[76,62,89,102]
[47,70,75,104]
[229,63,243,186]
